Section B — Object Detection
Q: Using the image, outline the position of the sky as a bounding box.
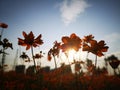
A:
[0,0,120,72]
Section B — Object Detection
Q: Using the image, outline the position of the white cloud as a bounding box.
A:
[60,0,89,25]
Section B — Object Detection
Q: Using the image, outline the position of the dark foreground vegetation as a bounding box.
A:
[0,68,120,90]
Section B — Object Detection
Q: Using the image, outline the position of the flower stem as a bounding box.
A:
[53,56,57,69]
[0,28,4,41]
[95,55,97,68]
[31,46,37,73]
[86,51,89,60]
[1,48,6,72]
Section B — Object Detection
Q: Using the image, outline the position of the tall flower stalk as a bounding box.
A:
[82,39,109,68]
[82,34,94,60]
[31,46,36,71]
[61,33,82,64]
[18,31,43,73]
[34,51,44,67]
[0,38,13,70]
[47,41,61,69]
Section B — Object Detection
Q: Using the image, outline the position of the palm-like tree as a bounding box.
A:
[18,31,43,73]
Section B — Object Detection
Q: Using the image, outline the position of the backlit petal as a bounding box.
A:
[22,31,27,38]
[62,37,69,44]
[26,45,30,50]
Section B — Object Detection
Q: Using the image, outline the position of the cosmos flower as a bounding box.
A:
[47,41,61,61]
[61,33,82,52]
[18,31,43,50]
[0,38,13,49]
[109,60,120,69]
[83,40,109,57]
[34,53,43,59]
[83,34,94,43]
[20,52,29,60]
[0,23,8,28]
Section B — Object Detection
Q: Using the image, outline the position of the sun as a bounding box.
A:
[68,49,76,62]
[61,49,86,64]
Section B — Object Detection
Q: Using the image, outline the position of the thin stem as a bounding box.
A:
[53,56,57,69]
[114,69,117,75]
[67,57,70,65]
[0,28,4,41]
[1,48,5,71]
[95,55,97,68]
[31,46,37,73]
[86,51,89,60]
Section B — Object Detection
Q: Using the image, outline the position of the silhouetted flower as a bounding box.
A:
[109,60,120,69]
[0,22,8,41]
[34,51,44,59]
[0,38,13,70]
[18,31,43,73]
[83,34,94,43]
[83,40,109,57]
[18,31,43,50]
[61,33,82,52]
[106,55,120,70]
[47,41,61,69]
[20,52,29,60]
[0,38,13,49]
[47,41,61,61]
[0,23,8,28]
[83,40,109,69]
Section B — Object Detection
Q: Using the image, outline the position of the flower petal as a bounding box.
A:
[0,23,8,28]
[82,43,90,51]
[90,40,97,47]
[22,31,27,38]
[98,40,105,46]
[101,46,109,52]
[47,54,52,61]
[18,38,26,46]
[62,37,70,44]
[26,45,30,50]
[70,33,77,39]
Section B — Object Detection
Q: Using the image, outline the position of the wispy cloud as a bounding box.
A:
[104,33,120,43]
[60,0,89,25]
[104,32,120,55]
